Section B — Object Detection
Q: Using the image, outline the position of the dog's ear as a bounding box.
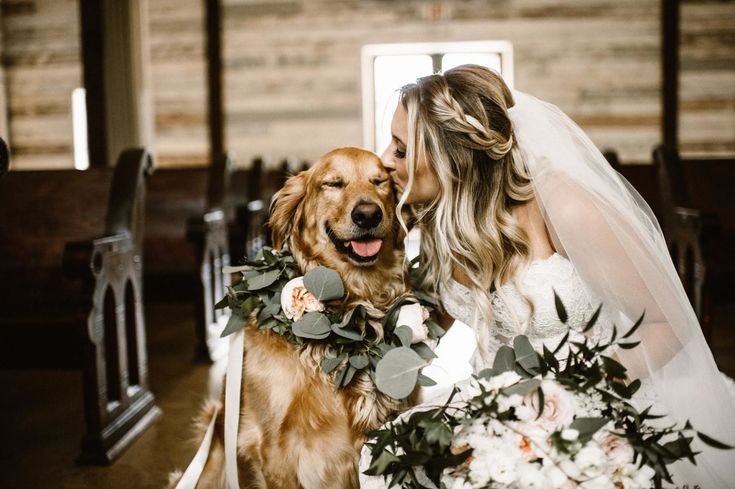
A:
[269,171,308,250]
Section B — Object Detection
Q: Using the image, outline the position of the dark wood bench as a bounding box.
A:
[606,147,735,342]
[0,136,8,177]
[653,146,735,341]
[227,157,290,262]
[0,148,161,464]
[144,157,234,362]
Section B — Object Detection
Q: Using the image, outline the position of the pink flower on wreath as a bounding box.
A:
[281,277,324,321]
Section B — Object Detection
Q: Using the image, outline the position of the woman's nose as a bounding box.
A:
[380,147,395,171]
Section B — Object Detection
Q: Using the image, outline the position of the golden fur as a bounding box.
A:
[168,148,413,489]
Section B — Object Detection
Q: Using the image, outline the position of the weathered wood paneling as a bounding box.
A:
[1,0,732,169]
[1,0,82,169]
[221,0,666,164]
[680,0,735,158]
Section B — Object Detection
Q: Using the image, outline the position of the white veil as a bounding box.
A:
[509,90,735,487]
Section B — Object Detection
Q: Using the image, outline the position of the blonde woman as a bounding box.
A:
[360,65,735,487]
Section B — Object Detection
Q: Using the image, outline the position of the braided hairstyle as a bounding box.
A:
[398,64,535,354]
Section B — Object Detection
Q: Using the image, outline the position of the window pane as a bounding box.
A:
[441,53,502,74]
[373,55,433,154]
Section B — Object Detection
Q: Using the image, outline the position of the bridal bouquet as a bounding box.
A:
[364,297,731,488]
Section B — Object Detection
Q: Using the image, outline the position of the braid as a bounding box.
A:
[429,79,513,160]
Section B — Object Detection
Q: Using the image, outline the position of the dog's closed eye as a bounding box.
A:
[323,179,344,189]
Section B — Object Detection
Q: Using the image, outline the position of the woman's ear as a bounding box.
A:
[269,171,308,251]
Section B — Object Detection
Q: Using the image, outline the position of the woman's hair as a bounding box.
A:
[398,64,534,356]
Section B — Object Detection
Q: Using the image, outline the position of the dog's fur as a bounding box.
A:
[168,148,412,489]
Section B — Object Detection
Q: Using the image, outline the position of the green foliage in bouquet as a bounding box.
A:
[216,247,444,399]
[364,294,732,488]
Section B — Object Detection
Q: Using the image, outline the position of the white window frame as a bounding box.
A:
[361,40,514,153]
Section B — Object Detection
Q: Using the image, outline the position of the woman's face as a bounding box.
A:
[380,104,440,205]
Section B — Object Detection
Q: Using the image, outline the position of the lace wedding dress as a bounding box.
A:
[358,253,735,488]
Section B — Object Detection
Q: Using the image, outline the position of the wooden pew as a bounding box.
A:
[0,149,161,464]
[227,157,289,262]
[144,158,233,362]
[186,154,234,362]
[654,146,735,341]
[0,136,8,176]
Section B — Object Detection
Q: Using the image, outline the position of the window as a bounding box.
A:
[361,41,514,153]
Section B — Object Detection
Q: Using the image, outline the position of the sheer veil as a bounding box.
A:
[509,90,735,486]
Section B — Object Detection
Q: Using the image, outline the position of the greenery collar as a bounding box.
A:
[217,247,444,399]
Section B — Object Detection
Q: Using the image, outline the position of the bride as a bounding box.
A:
[360,65,735,487]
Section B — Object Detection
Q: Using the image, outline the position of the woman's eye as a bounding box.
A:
[393,148,406,159]
[324,180,344,188]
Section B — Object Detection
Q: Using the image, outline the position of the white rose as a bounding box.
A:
[632,465,656,489]
[599,432,634,466]
[487,453,518,484]
[579,474,615,489]
[517,462,552,489]
[396,303,430,343]
[575,445,608,478]
[523,380,576,430]
[485,370,523,391]
[280,277,324,321]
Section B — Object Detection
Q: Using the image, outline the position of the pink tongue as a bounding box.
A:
[349,239,383,257]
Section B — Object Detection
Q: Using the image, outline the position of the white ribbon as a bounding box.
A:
[174,323,244,489]
[224,328,244,489]
[175,405,219,489]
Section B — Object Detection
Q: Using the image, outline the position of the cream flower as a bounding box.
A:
[523,380,576,430]
[396,303,430,343]
[599,432,634,466]
[280,277,324,321]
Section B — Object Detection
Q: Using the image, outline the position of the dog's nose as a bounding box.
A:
[351,203,383,229]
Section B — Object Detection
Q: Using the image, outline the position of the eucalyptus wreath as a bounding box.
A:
[216,247,444,399]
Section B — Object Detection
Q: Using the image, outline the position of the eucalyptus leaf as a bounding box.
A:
[331,322,364,341]
[622,311,646,339]
[220,313,246,337]
[503,378,541,397]
[349,354,370,370]
[292,312,331,339]
[336,364,357,387]
[412,342,438,360]
[417,373,437,387]
[214,295,229,310]
[321,353,346,374]
[257,302,281,322]
[303,266,345,301]
[246,269,281,290]
[513,335,540,372]
[492,345,515,373]
[569,417,609,443]
[426,320,445,338]
[364,450,400,476]
[375,347,425,399]
[240,295,261,317]
[394,325,413,347]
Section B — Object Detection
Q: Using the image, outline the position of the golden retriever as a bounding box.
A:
[169,147,413,489]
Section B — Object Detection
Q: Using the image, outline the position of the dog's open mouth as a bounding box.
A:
[326,224,383,264]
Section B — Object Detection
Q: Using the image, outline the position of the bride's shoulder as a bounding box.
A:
[535,171,605,225]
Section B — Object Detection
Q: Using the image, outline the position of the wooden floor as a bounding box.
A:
[0,303,733,489]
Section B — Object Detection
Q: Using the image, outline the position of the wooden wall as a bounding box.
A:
[1,0,82,169]
[680,0,735,158]
[1,0,732,169]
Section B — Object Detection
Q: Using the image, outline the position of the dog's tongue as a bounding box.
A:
[348,239,382,257]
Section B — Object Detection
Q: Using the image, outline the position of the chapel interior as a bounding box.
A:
[0,0,733,488]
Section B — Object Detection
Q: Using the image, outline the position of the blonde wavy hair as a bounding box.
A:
[398,65,535,357]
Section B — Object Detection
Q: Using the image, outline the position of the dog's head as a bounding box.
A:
[269,147,405,305]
